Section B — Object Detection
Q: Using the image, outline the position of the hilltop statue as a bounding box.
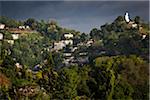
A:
[124,12,130,23]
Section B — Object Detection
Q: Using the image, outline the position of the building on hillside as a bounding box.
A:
[142,35,146,39]
[86,39,94,46]
[6,40,14,45]
[53,33,74,51]
[79,52,88,56]
[63,56,74,66]
[63,53,72,57]
[12,34,19,40]
[124,12,130,23]
[71,47,78,52]
[127,21,137,28]
[64,33,73,39]
[26,26,30,29]
[19,26,25,29]
[18,25,30,30]
[0,33,3,40]
[0,24,5,29]
[64,39,73,45]
[124,12,138,29]
[53,41,66,51]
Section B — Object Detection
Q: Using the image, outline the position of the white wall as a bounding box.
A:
[0,24,5,29]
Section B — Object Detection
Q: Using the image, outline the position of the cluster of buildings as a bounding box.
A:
[52,33,74,51]
[0,22,94,69]
[1,12,148,69]
[0,23,18,45]
[0,24,37,44]
[17,85,40,97]
[124,12,138,28]
[52,33,94,66]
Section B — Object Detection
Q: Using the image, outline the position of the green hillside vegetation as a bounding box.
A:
[0,16,149,99]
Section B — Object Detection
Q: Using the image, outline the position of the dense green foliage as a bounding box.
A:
[0,16,149,99]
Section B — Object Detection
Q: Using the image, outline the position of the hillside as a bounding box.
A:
[0,15,149,99]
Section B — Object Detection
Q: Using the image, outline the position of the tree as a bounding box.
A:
[56,66,80,99]
[77,65,91,97]
[134,16,141,24]
[80,33,88,42]
[0,72,11,99]
[0,16,19,28]
[93,55,148,99]
[24,18,37,30]
[90,28,102,40]
[11,32,46,67]
[37,20,48,34]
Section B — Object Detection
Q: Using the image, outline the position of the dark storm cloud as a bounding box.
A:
[0,1,149,33]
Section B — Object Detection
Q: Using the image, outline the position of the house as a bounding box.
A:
[124,12,138,29]
[63,53,72,57]
[7,40,14,45]
[127,21,138,29]
[12,34,19,40]
[26,26,30,29]
[0,33,3,40]
[19,26,25,29]
[53,39,73,51]
[18,25,30,30]
[0,24,5,29]
[63,56,74,66]
[64,39,73,45]
[86,39,94,46]
[71,47,78,52]
[132,23,137,28]
[64,33,73,39]
[79,52,88,56]
[53,41,66,51]
[142,35,146,39]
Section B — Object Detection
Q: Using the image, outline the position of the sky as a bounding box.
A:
[0,1,149,33]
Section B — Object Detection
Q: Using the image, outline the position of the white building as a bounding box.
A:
[19,26,25,29]
[125,12,138,29]
[71,47,78,52]
[86,39,94,46]
[0,33,3,40]
[19,25,30,29]
[128,21,138,28]
[63,53,72,57]
[125,12,130,23]
[142,35,146,39]
[132,23,137,28]
[26,26,30,29]
[53,39,73,51]
[64,39,73,45]
[7,40,14,45]
[0,24,5,29]
[54,41,66,51]
[79,52,87,56]
[64,33,73,39]
[12,34,19,40]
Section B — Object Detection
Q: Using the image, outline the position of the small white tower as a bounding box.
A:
[125,12,130,23]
